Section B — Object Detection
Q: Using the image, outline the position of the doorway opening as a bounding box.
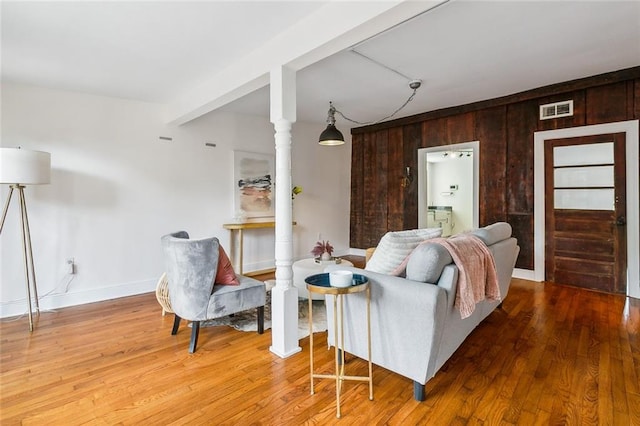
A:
[418,141,479,236]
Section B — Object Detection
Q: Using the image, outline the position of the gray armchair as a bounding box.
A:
[161,231,266,353]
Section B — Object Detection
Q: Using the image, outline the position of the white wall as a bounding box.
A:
[426,155,474,234]
[0,82,352,317]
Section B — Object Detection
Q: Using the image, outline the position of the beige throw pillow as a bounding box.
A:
[365,228,442,275]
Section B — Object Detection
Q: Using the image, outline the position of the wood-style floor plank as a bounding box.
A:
[1,278,638,425]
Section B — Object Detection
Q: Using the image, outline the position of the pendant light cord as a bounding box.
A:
[332,86,419,126]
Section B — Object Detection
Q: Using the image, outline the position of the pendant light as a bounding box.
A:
[318,102,344,146]
[318,79,421,146]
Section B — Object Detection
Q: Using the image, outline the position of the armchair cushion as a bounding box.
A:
[209,275,265,317]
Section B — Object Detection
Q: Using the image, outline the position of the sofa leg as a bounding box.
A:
[189,321,200,353]
[257,306,265,334]
[171,314,181,335]
[413,381,426,401]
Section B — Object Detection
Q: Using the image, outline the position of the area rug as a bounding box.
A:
[198,297,327,340]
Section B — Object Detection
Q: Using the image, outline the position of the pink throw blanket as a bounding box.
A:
[432,234,500,319]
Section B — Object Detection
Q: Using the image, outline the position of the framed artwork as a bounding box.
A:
[233,150,275,220]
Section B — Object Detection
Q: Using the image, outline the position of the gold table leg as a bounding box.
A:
[307,282,373,419]
[367,286,373,400]
[335,294,341,418]
[309,297,314,395]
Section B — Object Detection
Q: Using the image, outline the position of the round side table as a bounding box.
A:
[293,258,353,300]
[305,273,373,419]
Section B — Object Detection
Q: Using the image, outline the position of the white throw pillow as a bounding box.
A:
[365,228,442,275]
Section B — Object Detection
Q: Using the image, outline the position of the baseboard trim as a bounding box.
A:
[0,278,157,319]
[269,345,302,359]
[513,268,537,281]
[244,268,275,277]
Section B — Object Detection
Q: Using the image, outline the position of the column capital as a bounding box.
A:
[273,118,292,134]
[270,66,296,123]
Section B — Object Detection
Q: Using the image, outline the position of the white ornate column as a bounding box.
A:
[269,66,301,358]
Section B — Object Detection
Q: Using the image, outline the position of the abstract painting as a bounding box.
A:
[233,151,274,220]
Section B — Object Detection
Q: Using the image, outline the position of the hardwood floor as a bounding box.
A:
[1,278,638,425]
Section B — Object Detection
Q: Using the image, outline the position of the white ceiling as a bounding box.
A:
[2,1,639,128]
[1,1,326,102]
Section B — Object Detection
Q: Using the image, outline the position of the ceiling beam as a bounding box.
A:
[165,0,448,125]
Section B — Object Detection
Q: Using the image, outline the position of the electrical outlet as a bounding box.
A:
[66,258,75,275]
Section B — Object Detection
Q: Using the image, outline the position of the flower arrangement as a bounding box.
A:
[291,185,303,199]
[311,240,333,257]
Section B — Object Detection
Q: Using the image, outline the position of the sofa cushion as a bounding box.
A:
[365,228,442,275]
[405,242,453,283]
[471,222,512,246]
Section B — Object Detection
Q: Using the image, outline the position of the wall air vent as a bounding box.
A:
[539,100,574,120]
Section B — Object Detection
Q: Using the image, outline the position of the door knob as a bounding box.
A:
[616,216,626,226]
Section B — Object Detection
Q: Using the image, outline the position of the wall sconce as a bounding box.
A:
[401,166,413,188]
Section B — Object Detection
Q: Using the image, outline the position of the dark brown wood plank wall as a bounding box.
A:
[349,67,640,270]
[476,106,508,226]
[634,79,640,118]
[361,131,378,248]
[586,81,630,124]
[387,127,405,231]
[402,123,421,228]
[350,132,365,247]
[361,130,390,248]
[505,100,537,269]
[421,116,446,148]
[447,111,476,143]
[628,80,637,119]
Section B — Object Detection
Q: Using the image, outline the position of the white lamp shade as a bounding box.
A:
[0,148,51,185]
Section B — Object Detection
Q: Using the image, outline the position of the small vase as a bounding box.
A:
[321,251,332,261]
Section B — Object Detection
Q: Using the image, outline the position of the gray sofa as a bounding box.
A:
[325,222,519,401]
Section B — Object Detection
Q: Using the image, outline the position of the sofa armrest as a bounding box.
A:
[324,265,449,385]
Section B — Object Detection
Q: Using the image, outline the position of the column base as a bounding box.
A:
[269,346,302,358]
[269,284,301,358]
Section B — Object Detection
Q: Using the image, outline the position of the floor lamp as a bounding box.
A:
[0,148,51,332]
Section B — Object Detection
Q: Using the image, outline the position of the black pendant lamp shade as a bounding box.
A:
[319,124,344,146]
[318,102,345,146]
